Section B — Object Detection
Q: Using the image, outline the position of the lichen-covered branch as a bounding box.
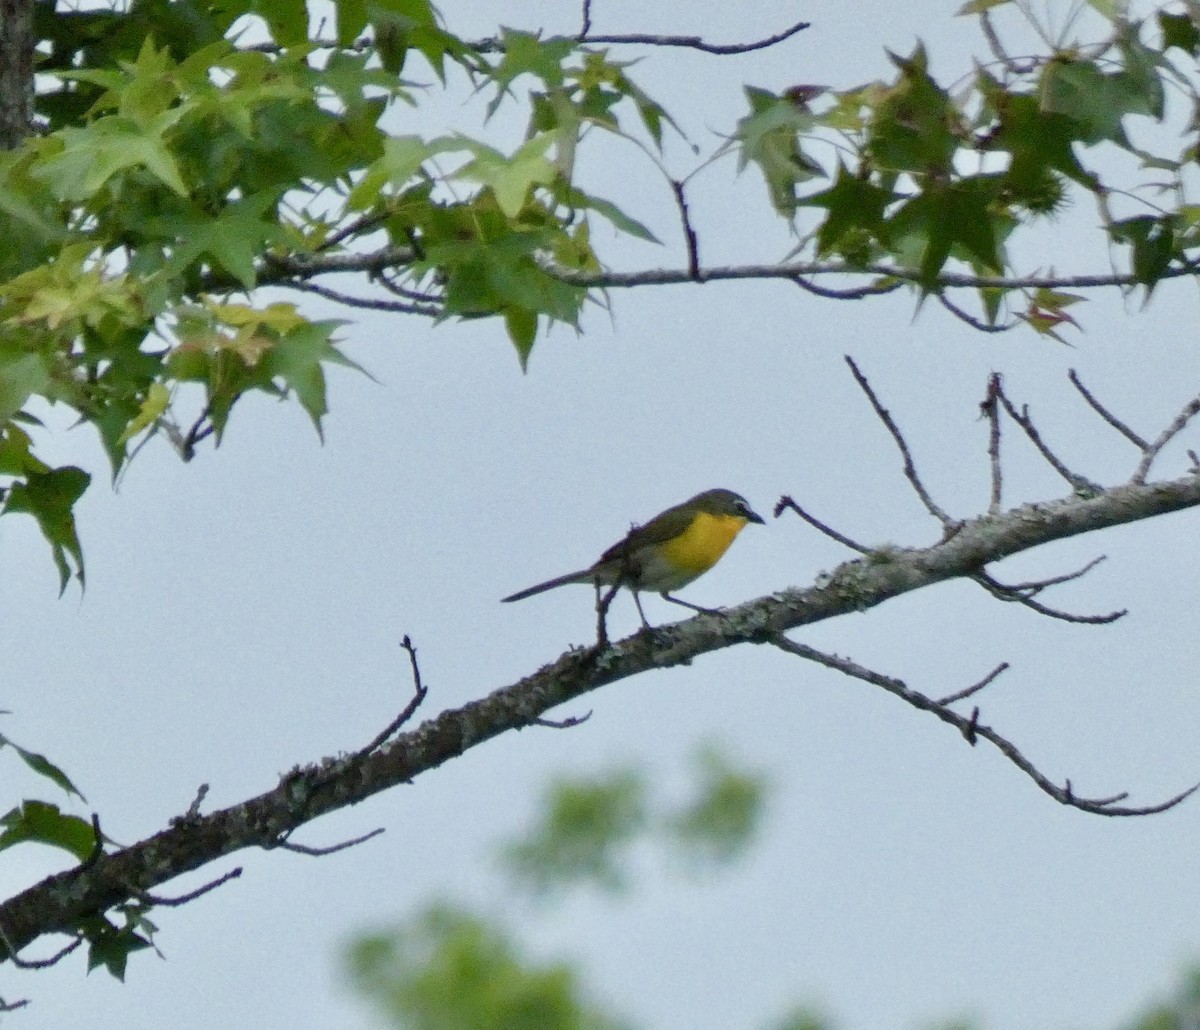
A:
[3,470,1200,963]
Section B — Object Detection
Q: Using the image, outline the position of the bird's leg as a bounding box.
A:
[661,592,721,616]
[593,576,620,647]
[632,590,652,630]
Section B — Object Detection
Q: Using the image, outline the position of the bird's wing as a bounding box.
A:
[596,502,696,564]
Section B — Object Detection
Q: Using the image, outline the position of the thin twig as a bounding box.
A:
[376,273,443,304]
[994,385,1103,493]
[0,919,82,970]
[1067,369,1148,449]
[996,556,1107,593]
[131,868,242,907]
[81,813,104,869]
[790,275,903,300]
[670,179,700,279]
[770,635,1197,816]
[534,710,593,729]
[317,210,394,251]
[185,784,209,821]
[579,0,592,38]
[355,636,430,759]
[982,374,1003,514]
[275,278,443,317]
[936,662,1010,706]
[973,571,1126,624]
[979,10,1037,75]
[936,291,1016,332]
[845,356,958,530]
[773,495,871,554]
[1132,395,1200,485]
[274,827,385,856]
[577,19,810,55]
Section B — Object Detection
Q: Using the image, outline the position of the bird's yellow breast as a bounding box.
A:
[657,512,749,576]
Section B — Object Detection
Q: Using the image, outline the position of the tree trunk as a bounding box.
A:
[0,0,34,149]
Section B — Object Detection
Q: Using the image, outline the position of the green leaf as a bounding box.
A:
[665,745,767,869]
[252,0,309,46]
[260,320,360,438]
[35,117,189,200]
[456,134,558,218]
[0,733,86,799]
[577,192,659,244]
[500,769,647,896]
[798,164,895,262]
[978,76,1100,193]
[484,30,574,120]
[0,801,96,860]
[1159,12,1200,55]
[869,44,961,174]
[0,346,50,423]
[345,904,629,1030]
[1110,215,1178,294]
[337,0,369,43]
[117,382,170,445]
[3,465,91,592]
[887,177,1004,284]
[1039,49,1162,147]
[84,922,152,981]
[735,86,823,216]
[956,0,1011,12]
[503,307,537,369]
[157,191,285,288]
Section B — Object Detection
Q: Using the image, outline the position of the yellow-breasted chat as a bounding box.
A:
[502,488,765,626]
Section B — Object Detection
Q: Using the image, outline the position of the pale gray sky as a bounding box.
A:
[3,3,1200,1028]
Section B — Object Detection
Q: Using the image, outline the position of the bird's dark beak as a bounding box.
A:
[747,509,766,525]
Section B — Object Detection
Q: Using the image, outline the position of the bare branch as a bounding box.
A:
[131,868,242,908]
[996,556,1108,594]
[973,570,1126,624]
[1067,369,1148,450]
[7,473,1200,961]
[773,495,871,554]
[982,374,1003,514]
[580,0,592,37]
[670,179,700,279]
[845,356,959,530]
[354,636,430,759]
[239,243,1199,299]
[273,828,386,857]
[183,784,209,822]
[994,382,1103,493]
[789,276,904,300]
[533,710,593,729]
[0,919,81,970]
[274,277,443,317]
[555,262,1197,293]
[936,662,1010,706]
[937,291,1016,332]
[1132,395,1200,485]
[769,635,1194,816]
[576,19,810,55]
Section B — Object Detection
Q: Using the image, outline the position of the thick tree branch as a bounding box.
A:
[4,472,1200,961]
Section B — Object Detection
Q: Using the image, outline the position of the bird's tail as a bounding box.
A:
[501,569,593,603]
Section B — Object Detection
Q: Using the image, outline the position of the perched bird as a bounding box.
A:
[502,488,765,626]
